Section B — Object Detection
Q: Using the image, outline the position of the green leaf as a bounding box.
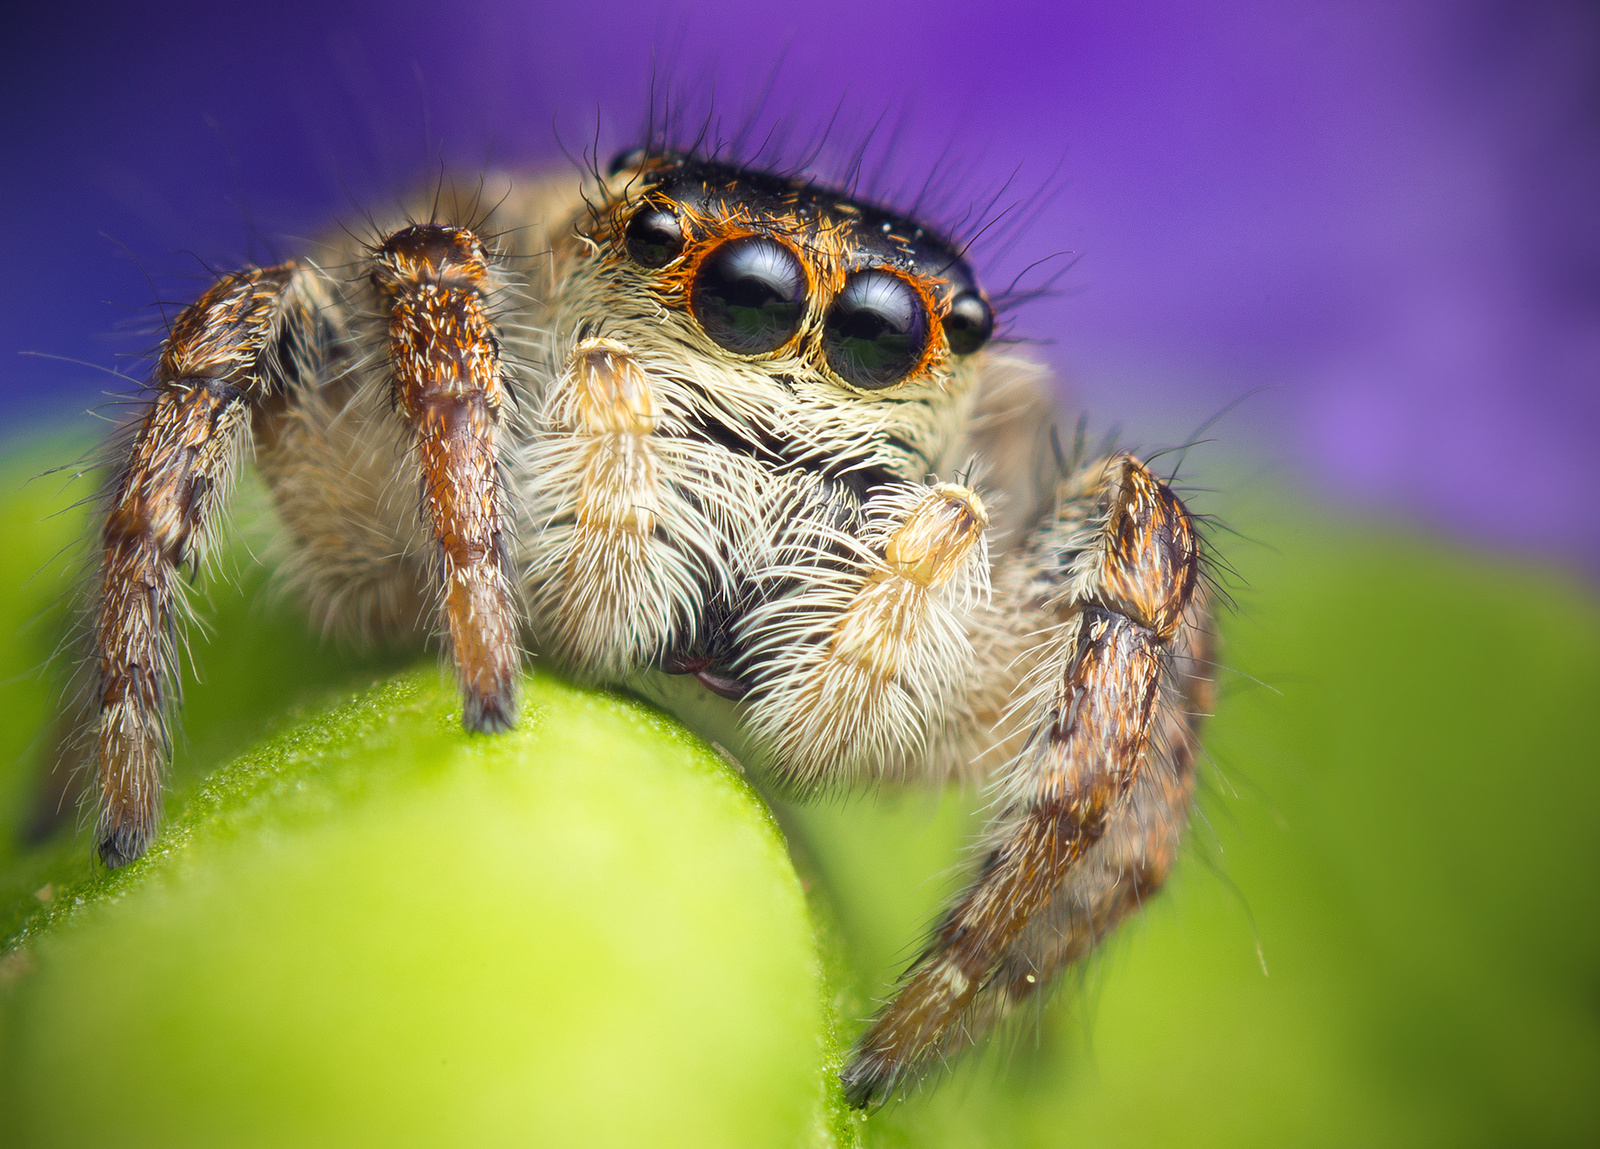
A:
[3,432,1598,1148]
[0,437,851,1148]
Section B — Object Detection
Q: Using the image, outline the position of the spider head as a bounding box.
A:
[588,151,992,386]
[551,150,998,479]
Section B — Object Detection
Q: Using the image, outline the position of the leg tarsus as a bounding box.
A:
[463,689,517,734]
[96,817,155,870]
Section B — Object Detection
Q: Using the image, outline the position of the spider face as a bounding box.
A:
[600,152,992,384]
[509,155,1010,694]
[70,143,1215,1108]
[533,154,999,493]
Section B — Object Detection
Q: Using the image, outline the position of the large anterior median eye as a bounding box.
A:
[690,237,807,355]
[821,270,930,389]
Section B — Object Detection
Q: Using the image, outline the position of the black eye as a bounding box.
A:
[821,270,930,389]
[625,205,684,268]
[690,237,807,355]
[608,147,647,176]
[942,291,994,355]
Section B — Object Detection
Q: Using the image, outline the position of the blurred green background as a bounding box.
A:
[1,431,1596,1147]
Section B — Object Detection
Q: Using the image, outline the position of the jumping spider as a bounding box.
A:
[83,148,1214,1106]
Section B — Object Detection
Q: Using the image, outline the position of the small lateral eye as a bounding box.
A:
[821,270,930,389]
[942,291,994,356]
[608,147,647,176]
[690,237,807,355]
[625,205,685,268]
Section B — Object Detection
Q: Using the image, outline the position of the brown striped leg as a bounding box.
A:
[951,602,1214,1055]
[93,265,329,867]
[370,225,521,732]
[840,456,1210,1106]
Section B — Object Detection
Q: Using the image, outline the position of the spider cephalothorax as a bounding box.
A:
[76,144,1214,1107]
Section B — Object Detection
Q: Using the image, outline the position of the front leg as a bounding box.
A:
[92,264,335,866]
[841,455,1211,1106]
[370,225,523,731]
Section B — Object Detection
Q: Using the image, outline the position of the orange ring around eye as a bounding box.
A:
[689,236,810,356]
[821,269,934,389]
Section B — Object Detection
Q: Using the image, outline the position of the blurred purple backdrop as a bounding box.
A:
[2,0,1596,570]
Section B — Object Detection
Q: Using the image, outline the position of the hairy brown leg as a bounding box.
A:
[840,456,1208,1106]
[370,225,521,731]
[92,265,326,867]
[948,602,1214,1054]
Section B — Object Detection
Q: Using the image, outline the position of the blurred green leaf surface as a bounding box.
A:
[1,435,1596,1147]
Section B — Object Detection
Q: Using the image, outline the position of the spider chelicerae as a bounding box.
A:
[79,144,1215,1106]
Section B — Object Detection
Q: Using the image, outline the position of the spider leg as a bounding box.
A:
[370,225,522,732]
[92,264,334,867]
[958,597,1213,1053]
[524,336,700,677]
[840,455,1210,1107]
[521,331,773,682]
[736,479,991,792]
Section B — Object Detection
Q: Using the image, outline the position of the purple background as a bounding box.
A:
[3,1,1596,570]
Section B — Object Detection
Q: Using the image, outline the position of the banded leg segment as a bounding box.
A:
[94,265,325,867]
[963,607,1214,1039]
[841,456,1208,1106]
[372,225,521,731]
